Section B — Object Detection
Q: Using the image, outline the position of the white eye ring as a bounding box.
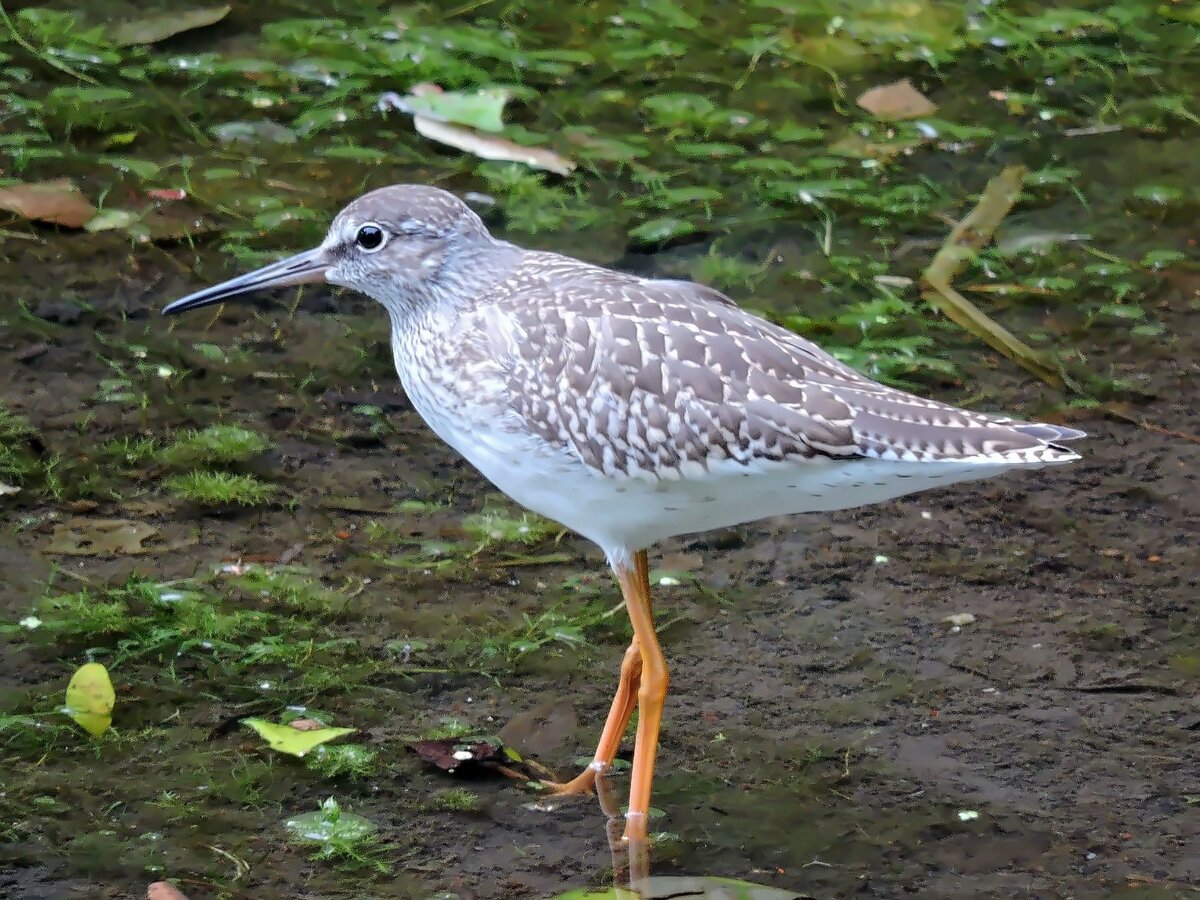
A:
[354,222,388,253]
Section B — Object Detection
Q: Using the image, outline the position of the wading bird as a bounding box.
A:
[163,185,1083,844]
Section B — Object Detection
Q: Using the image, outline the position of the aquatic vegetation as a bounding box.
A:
[284,797,388,871]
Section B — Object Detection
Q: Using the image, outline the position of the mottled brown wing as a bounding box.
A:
[496,259,1080,477]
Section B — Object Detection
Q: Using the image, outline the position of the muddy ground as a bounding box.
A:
[1,227,1198,900]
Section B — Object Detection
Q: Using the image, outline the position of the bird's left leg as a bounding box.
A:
[540,550,651,796]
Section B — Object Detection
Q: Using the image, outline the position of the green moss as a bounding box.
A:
[164,470,276,506]
[431,787,482,813]
[0,406,42,489]
[156,425,271,468]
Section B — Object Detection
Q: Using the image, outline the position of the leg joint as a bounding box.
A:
[637,666,669,704]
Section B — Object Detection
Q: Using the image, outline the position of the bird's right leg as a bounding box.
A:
[541,551,649,796]
[541,638,642,795]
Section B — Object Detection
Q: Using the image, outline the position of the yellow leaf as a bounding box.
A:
[64,662,115,738]
[242,718,355,757]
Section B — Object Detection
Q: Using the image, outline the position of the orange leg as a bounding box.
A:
[618,552,668,844]
[542,551,654,796]
[542,638,641,795]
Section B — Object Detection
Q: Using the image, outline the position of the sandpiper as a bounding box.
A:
[163,184,1084,843]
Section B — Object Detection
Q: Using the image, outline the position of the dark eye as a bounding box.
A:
[354,223,387,252]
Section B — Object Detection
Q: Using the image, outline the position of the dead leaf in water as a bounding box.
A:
[856,79,937,121]
[46,518,158,556]
[0,179,97,228]
[110,4,231,46]
[409,737,536,780]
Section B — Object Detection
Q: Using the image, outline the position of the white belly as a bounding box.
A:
[409,394,1046,562]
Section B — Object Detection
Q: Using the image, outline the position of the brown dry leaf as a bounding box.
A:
[410,738,507,773]
[147,882,190,900]
[111,5,231,46]
[46,518,158,556]
[856,79,937,121]
[0,179,97,228]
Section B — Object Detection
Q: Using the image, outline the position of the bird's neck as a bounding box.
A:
[381,237,522,384]
[383,237,521,327]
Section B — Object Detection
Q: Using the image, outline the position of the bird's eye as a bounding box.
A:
[354,223,387,252]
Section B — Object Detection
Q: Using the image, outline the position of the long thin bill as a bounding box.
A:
[161,246,330,316]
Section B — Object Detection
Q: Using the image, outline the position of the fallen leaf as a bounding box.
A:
[856,79,937,121]
[0,179,97,228]
[64,662,115,738]
[410,738,506,773]
[147,882,190,900]
[46,518,158,556]
[84,208,139,233]
[110,5,231,46]
[47,518,157,555]
[413,117,576,175]
[242,717,355,757]
[77,199,214,243]
[379,87,576,176]
[380,83,512,132]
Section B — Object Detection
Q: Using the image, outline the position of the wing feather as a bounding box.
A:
[490,255,1082,478]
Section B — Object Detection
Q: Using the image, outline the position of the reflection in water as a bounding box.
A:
[596,769,651,891]
[586,772,815,899]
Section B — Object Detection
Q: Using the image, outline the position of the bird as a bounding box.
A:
[162,184,1084,845]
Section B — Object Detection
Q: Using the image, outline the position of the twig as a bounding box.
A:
[920,166,1064,388]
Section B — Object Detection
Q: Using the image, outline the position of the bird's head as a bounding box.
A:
[161,184,493,317]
